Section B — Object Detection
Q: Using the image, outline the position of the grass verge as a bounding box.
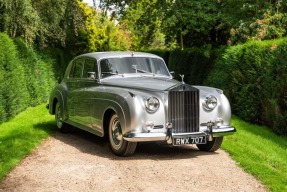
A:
[222,116,287,192]
[0,104,56,181]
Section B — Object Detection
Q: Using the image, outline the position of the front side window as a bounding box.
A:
[99,57,170,78]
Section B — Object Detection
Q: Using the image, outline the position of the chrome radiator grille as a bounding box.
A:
[168,85,199,133]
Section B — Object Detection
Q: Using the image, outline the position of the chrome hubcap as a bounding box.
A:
[111,119,123,146]
[56,104,63,128]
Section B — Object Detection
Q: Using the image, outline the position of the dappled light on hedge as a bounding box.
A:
[0,33,56,123]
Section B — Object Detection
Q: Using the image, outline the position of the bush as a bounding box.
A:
[145,49,171,64]
[46,48,73,82]
[0,33,29,122]
[14,38,56,106]
[168,48,216,85]
[206,38,287,135]
[0,33,56,123]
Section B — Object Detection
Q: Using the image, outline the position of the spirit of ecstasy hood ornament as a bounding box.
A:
[179,74,185,84]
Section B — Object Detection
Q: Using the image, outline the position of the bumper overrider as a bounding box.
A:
[123,121,236,145]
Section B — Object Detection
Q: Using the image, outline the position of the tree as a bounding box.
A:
[117,0,166,50]
[0,0,40,42]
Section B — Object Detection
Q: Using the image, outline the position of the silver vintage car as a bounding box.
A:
[48,52,236,156]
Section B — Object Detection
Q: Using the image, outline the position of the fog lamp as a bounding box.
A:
[215,117,223,127]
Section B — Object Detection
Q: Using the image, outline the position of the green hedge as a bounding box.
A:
[14,39,56,106]
[206,39,287,135]
[0,33,29,122]
[145,49,170,64]
[149,41,287,135]
[168,48,217,85]
[148,48,217,85]
[0,33,56,123]
[47,48,73,82]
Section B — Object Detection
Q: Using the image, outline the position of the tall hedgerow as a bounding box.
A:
[168,48,216,85]
[206,38,287,135]
[0,33,56,124]
[0,33,29,122]
[14,39,56,106]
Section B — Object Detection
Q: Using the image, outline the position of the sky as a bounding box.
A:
[83,0,96,7]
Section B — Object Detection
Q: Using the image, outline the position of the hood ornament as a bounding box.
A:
[179,74,185,84]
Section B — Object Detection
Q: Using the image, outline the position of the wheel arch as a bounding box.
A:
[50,90,66,118]
[103,108,116,138]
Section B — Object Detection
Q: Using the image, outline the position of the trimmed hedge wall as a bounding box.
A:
[168,48,217,85]
[206,39,287,135]
[148,48,217,85]
[0,33,56,123]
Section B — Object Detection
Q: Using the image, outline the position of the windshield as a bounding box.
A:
[100,57,170,78]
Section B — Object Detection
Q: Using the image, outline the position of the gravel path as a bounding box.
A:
[0,129,266,192]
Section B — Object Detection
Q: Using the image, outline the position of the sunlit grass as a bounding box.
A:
[0,104,56,181]
[222,116,287,192]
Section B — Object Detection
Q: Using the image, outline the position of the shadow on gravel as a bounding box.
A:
[40,124,217,161]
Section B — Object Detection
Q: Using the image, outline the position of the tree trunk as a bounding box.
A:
[180,22,184,50]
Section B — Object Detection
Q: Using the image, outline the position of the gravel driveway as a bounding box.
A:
[0,129,266,192]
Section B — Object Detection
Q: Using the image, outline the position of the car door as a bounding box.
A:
[66,58,84,121]
[76,58,103,133]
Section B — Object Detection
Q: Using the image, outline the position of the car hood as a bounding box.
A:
[100,76,180,91]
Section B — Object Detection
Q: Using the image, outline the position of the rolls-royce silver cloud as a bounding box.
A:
[48,52,236,156]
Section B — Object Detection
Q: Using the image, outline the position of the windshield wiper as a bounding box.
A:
[132,65,154,75]
[102,71,118,75]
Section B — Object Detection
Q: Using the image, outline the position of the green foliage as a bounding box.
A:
[144,49,170,64]
[230,11,287,44]
[168,48,216,85]
[0,33,29,122]
[0,0,41,42]
[14,38,56,106]
[118,0,166,50]
[75,1,131,53]
[0,104,56,181]
[46,48,72,82]
[164,0,219,49]
[206,38,287,135]
[223,116,287,192]
[0,33,56,123]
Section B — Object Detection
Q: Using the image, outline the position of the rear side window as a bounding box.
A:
[70,59,84,78]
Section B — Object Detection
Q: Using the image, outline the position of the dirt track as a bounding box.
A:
[0,129,266,192]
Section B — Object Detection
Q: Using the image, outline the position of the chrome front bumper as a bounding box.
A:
[123,125,236,143]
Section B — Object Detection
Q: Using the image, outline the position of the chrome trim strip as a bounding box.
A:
[123,132,166,142]
[212,126,236,137]
[123,126,236,142]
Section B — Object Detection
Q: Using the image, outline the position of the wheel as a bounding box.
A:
[196,137,223,152]
[108,113,137,156]
[55,102,69,133]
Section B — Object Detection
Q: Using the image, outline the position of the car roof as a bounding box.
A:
[76,51,162,60]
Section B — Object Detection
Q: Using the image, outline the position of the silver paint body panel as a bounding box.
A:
[48,52,235,143]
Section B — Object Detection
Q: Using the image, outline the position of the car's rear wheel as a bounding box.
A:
[196,136,223,152]
[109,113,137,156]
[55,102,69,133]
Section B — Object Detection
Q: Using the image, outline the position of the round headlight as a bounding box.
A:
[145,97,160,113]
[203,95,217,111]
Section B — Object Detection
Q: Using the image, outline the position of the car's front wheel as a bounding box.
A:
[109,113,137,156]
[196,136,223,152]
[55,102,69,133]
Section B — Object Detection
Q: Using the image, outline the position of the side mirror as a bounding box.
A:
[88,72,96,80]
